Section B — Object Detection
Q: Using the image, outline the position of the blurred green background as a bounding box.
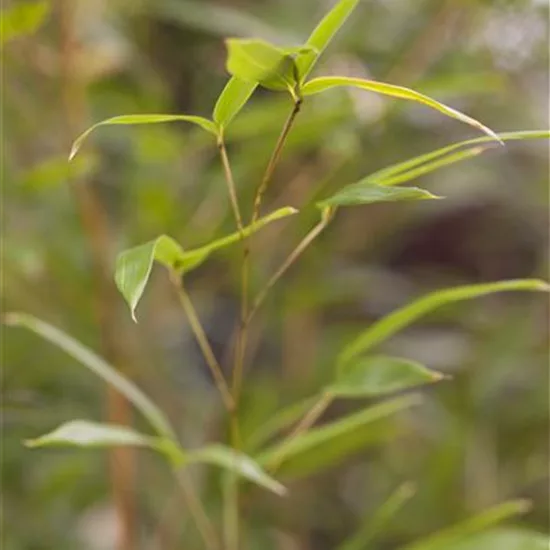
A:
[2,0,549,549]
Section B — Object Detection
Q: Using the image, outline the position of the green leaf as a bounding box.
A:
[115,236,185,322]
[338,481,416,550]
[177,206,298,272]
[225,38,298,92]
[367,130,550,186]
[318,181,440,209]
[338,279,550,367]
[25,420,160,449]
[258,395,420,475]
[0,1,49,45]
[213,76,258,129]
[329,356,445,397]
[302,76,502,143]
[297,0,359,80]
[69,114,218,161]
[436,528,550,550]
[115,207,298,321]
[402,500,532,550]
[4,314,176,440]
[188,445,286,496]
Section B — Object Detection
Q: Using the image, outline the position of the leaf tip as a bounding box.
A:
[23,438,39,448]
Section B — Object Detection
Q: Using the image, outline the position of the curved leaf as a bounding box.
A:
[302,76,502,143]
[402,500,532,550]
[213,76,258,129]
[437,528,550,550]
[330,356,446,397]
[297,0,359,80]
[368,130,550,186]
[188,445,286,496]
[258,395,420,475]
[3,314,175,439]
[338,279,550,367]
[317,181,440,209]
[25,420,160,449]
[115,236,185,322]
[69,114,217,161]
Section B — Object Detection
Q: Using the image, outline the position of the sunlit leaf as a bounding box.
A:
[213,76,258,129]
[4,314,176,440]
[25,420,160,449]
[338,280,550,367]
[297,0,359,80]
[0,0,49,45]
[338,481,417,550]
[403,500,532,550]
[437,528,550,550]
[188,445,286,496]
[329,356,445,397]
[317,181,440,209]
[368,130,550,186]
[69,114,217,161]
[225,38,299,92]
[258,395,420,475]
[115,236,185,322]
[115,207,298,321]
[178,206,298,273]
[302,76,502,143]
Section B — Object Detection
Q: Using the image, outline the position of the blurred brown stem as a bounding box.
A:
[58,2,135,549]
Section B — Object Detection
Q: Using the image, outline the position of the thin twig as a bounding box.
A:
[170,273,234,412]
[218,136,244,233]
[247,212,332,324]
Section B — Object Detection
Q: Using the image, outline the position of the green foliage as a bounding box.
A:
[327,356,445,398]
[213,76,258,130]
[0,0,49,45]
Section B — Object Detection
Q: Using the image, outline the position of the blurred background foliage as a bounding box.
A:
[1,0,549,549]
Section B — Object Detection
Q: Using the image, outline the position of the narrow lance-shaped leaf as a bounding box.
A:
[115,207,298,321]
[25,420,161,450]
[213,76,258,130]
[188,445,286,497]
[368,130,550,185]
[69,114,218,161]
[115,236,185,322]
[338,279,550,367]
[329,356,446,398]
[317,180,440,209]
[3,313,176,440]
[431,528,550,550]
[402,500,532,550]
[302,76,502,143]
[258,395,420,471]
[297,0,359,81]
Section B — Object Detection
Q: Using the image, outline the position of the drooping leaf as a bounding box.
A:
[69,114,218,161]
[338,279,550,367]
[329,356,445,397]
[297,0,360,80]
[4,314,175,440]
[213,76,258,129]
[338,481,416,550]
[317,181,440,209]
[115,207,298,321]
[25,420,160,450]
[177,206,298,273]
[302,76,502,143]
[367,130,550,186]
[435,528,550,550]
[225,38,298,92]
[188,445,286,496]
[115,236,185,322]
[0,0,49,45]
[258,395,420,475]
[402,500,532,550]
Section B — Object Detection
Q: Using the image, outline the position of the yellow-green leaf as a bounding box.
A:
[213,76,258,129]
[69,114,217,160]
[302,76,502,143]
[0,1,49,45]
[329,356,446,397]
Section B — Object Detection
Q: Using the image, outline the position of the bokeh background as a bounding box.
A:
[2,0,549,549]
